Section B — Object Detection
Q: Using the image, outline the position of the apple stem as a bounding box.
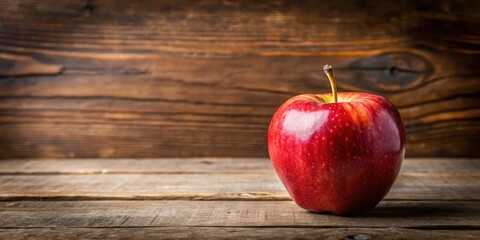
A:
[323,64,338,103]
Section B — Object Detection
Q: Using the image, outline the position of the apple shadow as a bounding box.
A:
[306,203,463,219]
[361,204,462,219]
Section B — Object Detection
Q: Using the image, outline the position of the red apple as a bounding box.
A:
[268,65,405,215]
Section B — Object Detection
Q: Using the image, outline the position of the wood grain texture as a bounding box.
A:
[1,173,478,201]
[0,0,479,158]
[0,158,274,174]
[1,228,479,240]
[0,158,478,174]
[0,159,478,201]
[0,158,478,238]
[0,200,478,228]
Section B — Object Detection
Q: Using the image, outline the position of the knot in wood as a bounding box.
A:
[343,51,432,92]
[346,234,372,240]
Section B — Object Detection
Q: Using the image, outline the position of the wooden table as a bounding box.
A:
[0,158,478,239]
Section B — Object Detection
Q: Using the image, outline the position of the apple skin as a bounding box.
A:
[268,92,405,215]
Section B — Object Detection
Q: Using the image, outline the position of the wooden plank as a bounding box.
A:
[0,172,478,201]
[0,227,478,240]
[0,158,272,174]
[399,159,480,173]
[0,0,479,158]
[0,173,287,201]
[0,159,477,200]
[0,200,478,228]
[0,158,477,174]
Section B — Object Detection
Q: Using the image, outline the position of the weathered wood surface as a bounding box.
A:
[0,158,478,239]
[0,159,478,201]
[1,172,479,201]
[0,0,479,158]
[0,200,479,229]
[0,158,478,174]
[1,228,478,240]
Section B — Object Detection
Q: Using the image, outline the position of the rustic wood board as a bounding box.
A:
[1,0,479,158]
[0,158,478,239]
[0,159,478,201]
[1,227,478,240]
[0,200,479,228]
[0,158,478,174]
[0,173,478,201]
[0,158,273,174]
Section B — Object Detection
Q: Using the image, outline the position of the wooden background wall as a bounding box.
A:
[0,0,479,158]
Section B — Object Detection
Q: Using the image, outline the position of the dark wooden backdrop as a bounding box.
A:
[0,0,479,158]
